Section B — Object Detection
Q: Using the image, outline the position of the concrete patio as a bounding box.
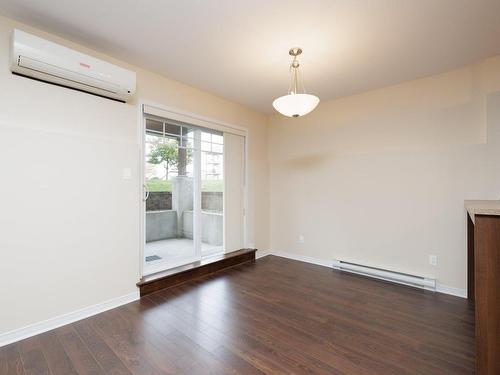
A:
[144,238,223,274]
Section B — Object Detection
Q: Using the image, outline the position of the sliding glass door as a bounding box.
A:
[143,116,226,275]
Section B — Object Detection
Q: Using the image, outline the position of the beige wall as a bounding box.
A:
[268,56,500,292]
[2,11,499,338]
[0,16,269,335]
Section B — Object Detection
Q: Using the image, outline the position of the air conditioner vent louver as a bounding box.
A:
[18,56,121,94]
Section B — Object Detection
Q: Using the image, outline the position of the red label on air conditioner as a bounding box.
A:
[79,62,91,68]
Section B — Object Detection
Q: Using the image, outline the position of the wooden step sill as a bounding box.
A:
[137,248,257,296]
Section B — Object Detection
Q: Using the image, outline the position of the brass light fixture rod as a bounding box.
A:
[289,47,302,94]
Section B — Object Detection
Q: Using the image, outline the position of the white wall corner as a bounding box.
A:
[255,250,270,259]
[435,283,467,298]
[0,290,140,348]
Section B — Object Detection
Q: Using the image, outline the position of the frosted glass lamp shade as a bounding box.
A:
[272,93,320,117]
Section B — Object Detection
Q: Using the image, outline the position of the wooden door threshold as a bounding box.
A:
[137,248,257,296]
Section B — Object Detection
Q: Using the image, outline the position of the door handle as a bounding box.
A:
[143,183,150,202]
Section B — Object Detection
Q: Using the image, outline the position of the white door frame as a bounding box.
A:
[137,99,249,278]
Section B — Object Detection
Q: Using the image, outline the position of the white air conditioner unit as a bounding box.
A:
[10,29,136,102]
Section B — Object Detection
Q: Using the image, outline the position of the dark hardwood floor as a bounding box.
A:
[0,255,475,374]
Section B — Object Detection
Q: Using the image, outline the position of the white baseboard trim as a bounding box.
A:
[270,251,333,268]
[0,291,140,348]
[265,251,467,299]
[435,284,467,298]
[255,250,270,259]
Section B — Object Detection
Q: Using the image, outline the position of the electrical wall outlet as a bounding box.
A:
[429,255,438,266]
[298,235,305,243]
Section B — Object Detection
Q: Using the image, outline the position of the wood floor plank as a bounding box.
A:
[227,261,472,343]
[147,290,318,374]
[210,345,267,375]
[17,337,52,375]
[151,257,474,374]
[87,309,168,375]
[54,325,105,375]
[3,255,475,374]
[0,344,26,375]
[225,261,475,374]
[127,297,266,375]
[221,265,474,372]
[151,280,390,375]
[37,331,78,375]
[123,299,221,354]
[120,304,219,373]
[117,301,239,375]
[149,284,364,374]
[73,320,133,375]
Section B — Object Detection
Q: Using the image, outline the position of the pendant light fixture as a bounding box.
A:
[272,47,320,117]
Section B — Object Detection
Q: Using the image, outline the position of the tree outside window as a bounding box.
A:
[148,139,192,180]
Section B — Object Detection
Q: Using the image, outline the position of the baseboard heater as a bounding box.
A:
[332,259,436,291]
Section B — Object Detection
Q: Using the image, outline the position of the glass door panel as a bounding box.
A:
[200,129,224,257]
[143,118,198,274]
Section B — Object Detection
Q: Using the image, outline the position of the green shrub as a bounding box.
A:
[145,179,223,192]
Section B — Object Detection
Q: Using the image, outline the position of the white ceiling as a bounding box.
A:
[1,0,500,114]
